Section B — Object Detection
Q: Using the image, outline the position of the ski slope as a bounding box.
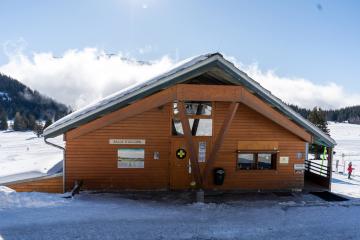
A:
[0,131,63,184]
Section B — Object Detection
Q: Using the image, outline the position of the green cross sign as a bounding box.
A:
[176,148,187,159]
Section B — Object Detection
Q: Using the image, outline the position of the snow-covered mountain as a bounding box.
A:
[0,73,70,120]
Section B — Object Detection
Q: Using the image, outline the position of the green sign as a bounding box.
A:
[176,148,187,159]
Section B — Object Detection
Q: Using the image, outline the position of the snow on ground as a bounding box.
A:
[0,131,63,184]
[329,122,360,174]
[328,122,360,157]
[0,186,66,209]
[328,122,360,198]
[331,172,360,198]
[0,189,359,240]
[0,123,359,239]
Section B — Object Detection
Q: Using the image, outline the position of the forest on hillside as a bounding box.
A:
[290,104,360,124]
[0,73,70,131]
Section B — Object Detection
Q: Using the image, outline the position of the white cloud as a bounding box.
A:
[0,48,174,109]
[236,62,360,109]
[0,48,358,110]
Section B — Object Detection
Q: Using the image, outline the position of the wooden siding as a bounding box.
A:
[6,175,63,193]
[64,88,307,191]
[65,104,172,191]
[67,84,311,143]
[209,102,305,190]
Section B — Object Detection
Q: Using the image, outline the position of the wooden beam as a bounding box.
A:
[66,84,311,143]
[177,101,203,188]
[176,84,243,102]
[327,147,333,190]
[203,102,239,185]
[67,86,177,140]
[191,103,204,136]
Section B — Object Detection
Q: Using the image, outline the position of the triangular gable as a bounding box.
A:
[66,84,311,143]
[44,53,335,147]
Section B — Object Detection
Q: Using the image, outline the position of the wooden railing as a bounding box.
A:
[305,160,330,178]
[305,160,331,188]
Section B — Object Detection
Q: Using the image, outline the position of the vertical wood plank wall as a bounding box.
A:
[65,100,306,191]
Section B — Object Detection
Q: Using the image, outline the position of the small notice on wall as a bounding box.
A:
[118,148,145,168]
[294,164,305,170]
[294,164,305,174]
[279,156,289,164]
[198,142,206,162]
[110,139,145,145]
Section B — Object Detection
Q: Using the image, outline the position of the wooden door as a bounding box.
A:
[170,137,211,190]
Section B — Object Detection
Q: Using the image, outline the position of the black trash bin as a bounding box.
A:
[213,168,225,185]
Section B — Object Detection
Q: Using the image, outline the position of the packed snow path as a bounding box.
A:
[1,191,360,240]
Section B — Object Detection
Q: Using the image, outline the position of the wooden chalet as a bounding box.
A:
[26,53,335,193]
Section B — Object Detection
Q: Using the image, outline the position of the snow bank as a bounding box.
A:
[0,192,359,240]
[0,186,15,194]
[0,131,63,183]
[0,185,66,209]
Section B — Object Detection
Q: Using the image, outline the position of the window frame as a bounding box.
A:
[117,148,145,169]
[236,151,278,170]
[171,101,213,137]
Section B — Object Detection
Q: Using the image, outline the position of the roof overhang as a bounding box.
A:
[44,53,336,147]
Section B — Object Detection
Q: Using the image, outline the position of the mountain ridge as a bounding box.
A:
[0,73,70,121]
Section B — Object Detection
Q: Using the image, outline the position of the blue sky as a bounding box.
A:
[0,0,359,108]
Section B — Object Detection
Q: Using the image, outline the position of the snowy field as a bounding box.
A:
[0,123,360,239]
[328,122,360,173]
[328,122,360,198]
[0,131,63,183]
[0,188,360,240]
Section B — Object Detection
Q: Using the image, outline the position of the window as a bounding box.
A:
[173,102,212,116]
[258,153,275,169]
[237,153,255,170]
[172,101,212,136]
[237,152,277,170]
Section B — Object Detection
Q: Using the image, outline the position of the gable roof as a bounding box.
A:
[44,53,336,147]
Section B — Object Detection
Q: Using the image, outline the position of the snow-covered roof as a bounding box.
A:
[44,52,336,147]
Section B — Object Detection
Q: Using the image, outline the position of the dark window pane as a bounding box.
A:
[237,153,255,170]
[185,102,212,115]
[258,153,274,169]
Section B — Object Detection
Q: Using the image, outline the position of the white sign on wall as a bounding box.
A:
[198,142,206,162]
[279,156,289,164]
[118,148,144,168]
[109,139,146,145]
[294,164,305,170]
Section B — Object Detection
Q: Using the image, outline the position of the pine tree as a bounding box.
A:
[308,107,330,135]
[307,107,330,158]
[13,112,27,131]
[26,114,37,130]
[0,111,8,130]
[33,121,44,137]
